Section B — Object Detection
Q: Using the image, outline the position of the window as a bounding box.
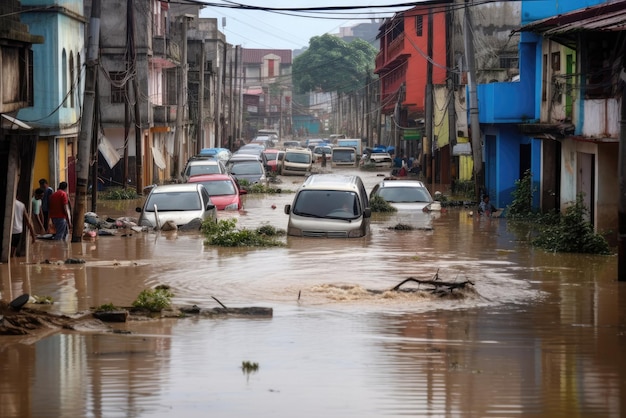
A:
[268,59,276,78]
[62,49,68,107]
[542,54,547,102]
[415,15,423,37]
[551,52,560,71]
[69,52,75,108]
[110,71,126,104]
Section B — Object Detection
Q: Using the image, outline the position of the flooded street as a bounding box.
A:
[1,168,625,417]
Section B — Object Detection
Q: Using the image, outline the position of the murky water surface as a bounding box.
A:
[1,168,625,417]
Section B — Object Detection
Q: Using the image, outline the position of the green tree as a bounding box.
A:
[293,34,378,94]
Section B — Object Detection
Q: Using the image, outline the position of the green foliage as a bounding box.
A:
[132,286,174,312]
[100,187,138,200]
[532,194,611,255]
[507,169,535,219]
[369,195,397,213]
[237,179,282,194]
[451,180,475,199]
[96,302,119,312]
[241,361,259,374]
[202,218,285,247]
[293,34,378,94]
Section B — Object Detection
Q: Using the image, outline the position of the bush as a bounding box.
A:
[202,218,284,247]
[369,195,397,213]
[100,187,138,200]
[507,169,535,219]
[132,286,174,312]
[532,194,611,255]
[238,179,282,194]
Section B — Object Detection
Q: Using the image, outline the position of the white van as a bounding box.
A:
[284,174,371,238]
[281,148,313,176]
[331,146,357,167]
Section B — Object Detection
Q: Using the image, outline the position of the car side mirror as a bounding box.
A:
[363,208,371,218]
[135,207,142,213]
[284,204,291,215]
[206,203,216,211]
[239,189,247,195]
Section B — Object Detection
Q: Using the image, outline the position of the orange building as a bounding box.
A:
[375,5,448,148]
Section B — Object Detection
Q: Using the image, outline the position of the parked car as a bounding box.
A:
[226,154,268,185]
[250,136,277,148]
[186,173,245,210]
[263,148,285,173]
[284,174,371,238]
[361,152,393,168]
[136,183,217,229]
[282,140,301,148]
[198,147,231,163]
[313,145,333,164]
[281,148,313,176]
[369,179,440,229]
[182,157,227,181]
[331,146,357,167]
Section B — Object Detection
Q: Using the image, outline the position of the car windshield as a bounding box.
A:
[144,191,201,211]
[199,180,237,196]
[187,164,220,176]
[293,190,359,219]
[229,161,263,175]
[264,152,278,159]
[314,147,331,154]
[332,149,354,162]
[285,152,311,163]
[377,186,432,203]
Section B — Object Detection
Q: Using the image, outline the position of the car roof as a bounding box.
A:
[150,183,204,193]
[186,158,220,166]
[377,179,427,188]
[302,174,362,189]
[230,153,263,161]
[187,173,233,182]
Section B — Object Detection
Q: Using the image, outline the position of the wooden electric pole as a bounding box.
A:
[72,0,100,242]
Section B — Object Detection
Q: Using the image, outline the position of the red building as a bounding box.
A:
[375,5,448,144]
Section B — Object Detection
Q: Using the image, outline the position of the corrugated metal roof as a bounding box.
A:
[241,48,292,65]
[519,0,626,35]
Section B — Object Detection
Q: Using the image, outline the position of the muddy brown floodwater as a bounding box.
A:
[1,167,625,418]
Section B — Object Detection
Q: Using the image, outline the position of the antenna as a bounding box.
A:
[222,17,226,28]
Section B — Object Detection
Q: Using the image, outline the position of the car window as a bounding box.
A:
[293,190,359,219]
[145,191,201,211]
[201,187,211,208]
[202,180,236,195]
[377,186,431,203]
[187,163,220,177]
[229,161,263,175]
[285,152,311,163]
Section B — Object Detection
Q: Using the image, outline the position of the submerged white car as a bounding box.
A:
[370,179,440,229]
[136,183,217,229]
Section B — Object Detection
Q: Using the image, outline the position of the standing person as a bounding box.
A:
[321,151,327,168]
[38,178,54,233]
[31,188,45,234]
[49,181,72,240]
[11,196,37,257]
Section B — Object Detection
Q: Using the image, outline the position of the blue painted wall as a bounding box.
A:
[18,0,85,129]
[521,0,607,25]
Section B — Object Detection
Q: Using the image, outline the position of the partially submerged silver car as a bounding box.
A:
[370,179,440,229]
[136,183,217,229]
[284,174,371,238]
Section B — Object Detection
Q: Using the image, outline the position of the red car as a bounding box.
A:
[263,149,285,173]
[186,173,245,210]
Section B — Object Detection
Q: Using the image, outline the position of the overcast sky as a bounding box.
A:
[199,1,411,50]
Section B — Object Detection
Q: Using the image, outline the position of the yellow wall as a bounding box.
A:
[32,140,50,191]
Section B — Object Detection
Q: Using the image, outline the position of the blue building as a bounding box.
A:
[18,0,85,193]
[476,0,622,241]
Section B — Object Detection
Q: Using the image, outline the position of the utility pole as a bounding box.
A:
[229,47,234,149]
[72,0,100,242]
[464,0,483,198]
[175,15,191,177]
[129,0,142,192]
[617,82,626,282]
[197,41,205,154]
[426,8,434,189]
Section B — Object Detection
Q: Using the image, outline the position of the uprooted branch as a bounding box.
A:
[391,271,474,294]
